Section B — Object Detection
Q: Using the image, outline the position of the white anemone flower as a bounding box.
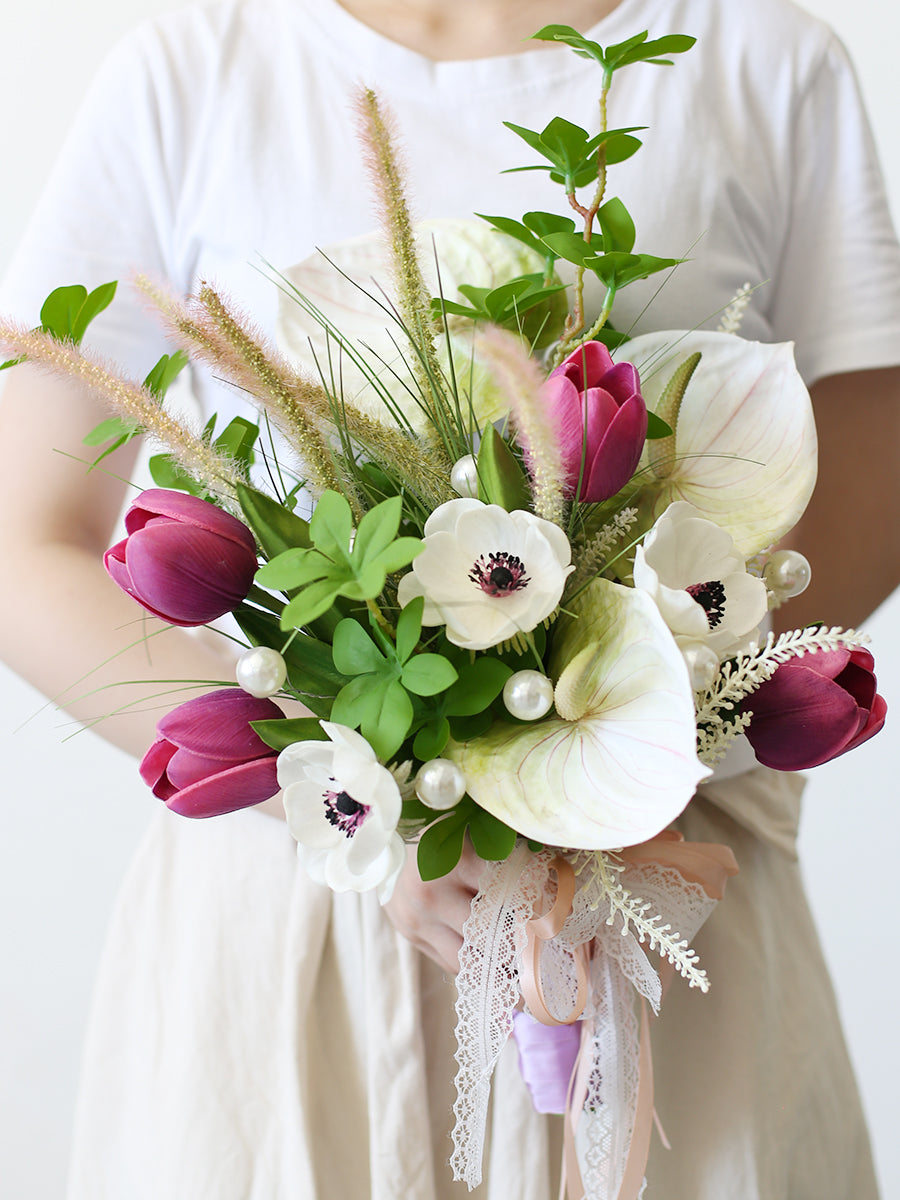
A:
[278,722,405,903]
[632,501,768,660]
[397,498,573,650]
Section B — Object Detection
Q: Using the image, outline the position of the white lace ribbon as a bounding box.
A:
[450,845,731,1197]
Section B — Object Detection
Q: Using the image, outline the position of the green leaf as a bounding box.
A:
[370,536,423,574]
[444,656,513,716]
[522,211,577,239]
[476,424,531,511]
[214,416,258,468]
[309,490,353,559]
[237,483,312,558]
[597,197,636,254]
[413,718,451,760]
[612,34,695,67]
[540,231,594,267]
[70,281,117,343]
[400,653,458,697]
[256,546,325,590]
[468,807,517,861]
[143,348,189,398]
[39,285,86,340]
[416,802,474,881]
[332,619,388,675]
[281,578,345,629]
[645,410,673,439]
[395,595,424,664]
[530,25,608,66]
[448,710,494,742]
[148,454,204,496]
[602,131,643,165]
[476,213,547,258]
[362,677,414,760]
[82,416,139,447]
[250,716,327,751]
[332,674,390,730]
[353,494,402,565]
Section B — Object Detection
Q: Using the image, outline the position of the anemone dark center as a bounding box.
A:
[469,551,530,598]
[323,784,370,838]
[686,579,727,629]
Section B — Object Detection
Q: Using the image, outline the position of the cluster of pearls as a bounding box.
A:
[236,646,287,698]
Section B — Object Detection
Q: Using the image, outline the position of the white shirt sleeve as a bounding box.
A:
[767,33,900,383]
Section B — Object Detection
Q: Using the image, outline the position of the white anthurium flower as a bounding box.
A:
[632,501,769,660]
[615,330,817,557]
[397,498,573,650]
[277,722,405,903]
[447,577,709,849]
[276,218,564,431]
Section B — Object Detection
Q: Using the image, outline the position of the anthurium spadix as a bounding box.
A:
[447,577,709,849]
[276,218,565,431]
[615,331,817,557]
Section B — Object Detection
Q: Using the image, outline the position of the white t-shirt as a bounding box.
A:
[4,0,900,430]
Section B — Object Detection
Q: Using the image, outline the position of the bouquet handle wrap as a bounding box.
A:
[450,837,738,1199]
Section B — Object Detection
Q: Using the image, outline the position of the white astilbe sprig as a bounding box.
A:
[696,624,867,724]
[696,711,753,766]
[567,507,639,594]
[716,281,753,335]
[694,625,868,763]
[576,852,710,991]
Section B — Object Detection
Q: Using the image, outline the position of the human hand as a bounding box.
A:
[383,838,486,974]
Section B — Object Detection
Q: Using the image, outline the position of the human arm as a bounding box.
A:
[773,366,900,631]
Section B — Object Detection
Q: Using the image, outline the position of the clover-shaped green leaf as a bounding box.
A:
[256,492,423,630]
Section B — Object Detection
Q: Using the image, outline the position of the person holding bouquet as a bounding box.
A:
[1,0,899,1196]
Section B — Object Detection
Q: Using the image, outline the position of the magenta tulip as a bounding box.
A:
[742,647,886,771]
[141,689,284,817]
[105,489,257,626]
[542,341,648,502]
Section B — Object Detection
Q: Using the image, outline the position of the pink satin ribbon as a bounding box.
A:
[519,835,739,1200]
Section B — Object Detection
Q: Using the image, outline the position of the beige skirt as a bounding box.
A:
[66,767,878,1199]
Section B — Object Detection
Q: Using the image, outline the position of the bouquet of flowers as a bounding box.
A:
[1,24,886,1200]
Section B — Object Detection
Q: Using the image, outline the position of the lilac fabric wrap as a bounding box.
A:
[511,1010,581,1114]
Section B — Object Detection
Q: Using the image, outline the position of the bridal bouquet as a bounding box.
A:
[1,24,886,1200]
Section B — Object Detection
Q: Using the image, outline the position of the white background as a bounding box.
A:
[1,0,898,1196]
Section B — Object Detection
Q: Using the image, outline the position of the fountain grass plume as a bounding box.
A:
[139,276,455,518]
[354,88,455,458]
[475,325,567,526]
[0,317,244,502]
[137,276,358,512]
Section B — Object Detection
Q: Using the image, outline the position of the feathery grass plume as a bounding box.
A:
[354,88,455,452]
[139,277,454,518]
[137,277,355,509]
[474,325,567,526]
[0,318,244,501]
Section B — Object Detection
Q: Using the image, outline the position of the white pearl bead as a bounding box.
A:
[503,670,555,721]
[415,759,467,810]
[763,549,812,600]
[450,454,479,497]
[236,646,287,698]
[681,642,720,692]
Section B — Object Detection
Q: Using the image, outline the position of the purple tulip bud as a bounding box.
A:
[105,489,257,626]
[742,647,886,771]
[543,341,648,503]
[140,689,284,817]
